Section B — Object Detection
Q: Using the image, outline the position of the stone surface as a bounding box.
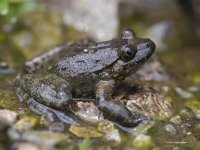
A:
[0,109,17,126]
[63,0,119,41]
[126,88,173,119]
[75,102,104,124]
[164,124,177,135]
[14,142,46,150]
[9,130,68,148]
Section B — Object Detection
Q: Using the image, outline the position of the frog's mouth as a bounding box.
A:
[125,39,156,75]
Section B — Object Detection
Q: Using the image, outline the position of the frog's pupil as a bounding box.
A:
[126,47,132,55]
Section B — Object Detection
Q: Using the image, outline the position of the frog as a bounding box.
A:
[14,29,156,127]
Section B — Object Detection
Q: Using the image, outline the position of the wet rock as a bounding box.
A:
[0,109,17,126]
[8,116,39,141]
[98,121,121,143]
[63,0,119,41]
[75,102,104,124]
[12,116,39,132]
[126,88,173,119]
[175,87,193,99]
[70,121,121,142]
[164,124,177,135]
[170,115,182,125]
[132,134,154,149]
[40,114,53,128]
[69,125,103,138]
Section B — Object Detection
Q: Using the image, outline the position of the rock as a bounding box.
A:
[75,102,104,124]
[170,115,182,125]
[69,121,121,143]
[98,121,121,143]
[8,116,39,141]
[69,125,103,138]
[63,0,119,41]
[12,116,39,132]
[179,107,196,121]
[175,87,193,99]
[132,134,154,149]
[0,60,15,74]
[10,130,68,148]
[49,122,65,132]
[164,124,177,135]
[0,109,17,126]
[126,88,173,119]
[14,142,46,150]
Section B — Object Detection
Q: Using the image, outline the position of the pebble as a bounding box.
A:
[14,142,45,150]
[0,109,17,125]
[175,87,193,99]
[164,124,177,135]
[170,115,182,125]
[132,134,154,149]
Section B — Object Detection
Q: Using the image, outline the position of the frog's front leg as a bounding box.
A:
[18,74,72,110]
[96,80,141,127]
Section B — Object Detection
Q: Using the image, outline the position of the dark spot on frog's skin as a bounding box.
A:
[61,66,67,70]
[95,60,100,63]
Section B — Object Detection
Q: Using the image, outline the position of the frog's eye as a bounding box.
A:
[121,45,136,61]
[121,29,136,39]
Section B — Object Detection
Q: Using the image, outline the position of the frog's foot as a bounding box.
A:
[15,74,73,110]
[98,99,141,127]
[28,98,80,126]
[96,80,141,127]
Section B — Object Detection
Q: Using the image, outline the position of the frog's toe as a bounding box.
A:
[122,115,142,127]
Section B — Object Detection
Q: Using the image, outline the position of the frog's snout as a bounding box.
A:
[134,39,156,64]
[136,39,155,52]
[147,39,156,52]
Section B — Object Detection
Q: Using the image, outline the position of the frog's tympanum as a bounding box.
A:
[14,29,156,127]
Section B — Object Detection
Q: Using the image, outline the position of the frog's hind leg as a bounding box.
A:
[15,74,73,110]
[14,74,80,125]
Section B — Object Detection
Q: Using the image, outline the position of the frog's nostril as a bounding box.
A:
[146,43,149,47]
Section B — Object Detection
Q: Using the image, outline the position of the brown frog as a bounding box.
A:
[14,29,156,127]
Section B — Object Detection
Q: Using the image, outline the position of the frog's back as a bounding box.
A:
[50,47,119,78]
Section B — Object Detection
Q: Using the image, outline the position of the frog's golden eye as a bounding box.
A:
[121,29,136,39]
[121,45,136,61]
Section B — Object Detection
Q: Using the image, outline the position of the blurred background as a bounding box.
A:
[0,0,200,150]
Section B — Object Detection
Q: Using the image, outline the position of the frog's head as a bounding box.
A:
[113,29,156,77]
